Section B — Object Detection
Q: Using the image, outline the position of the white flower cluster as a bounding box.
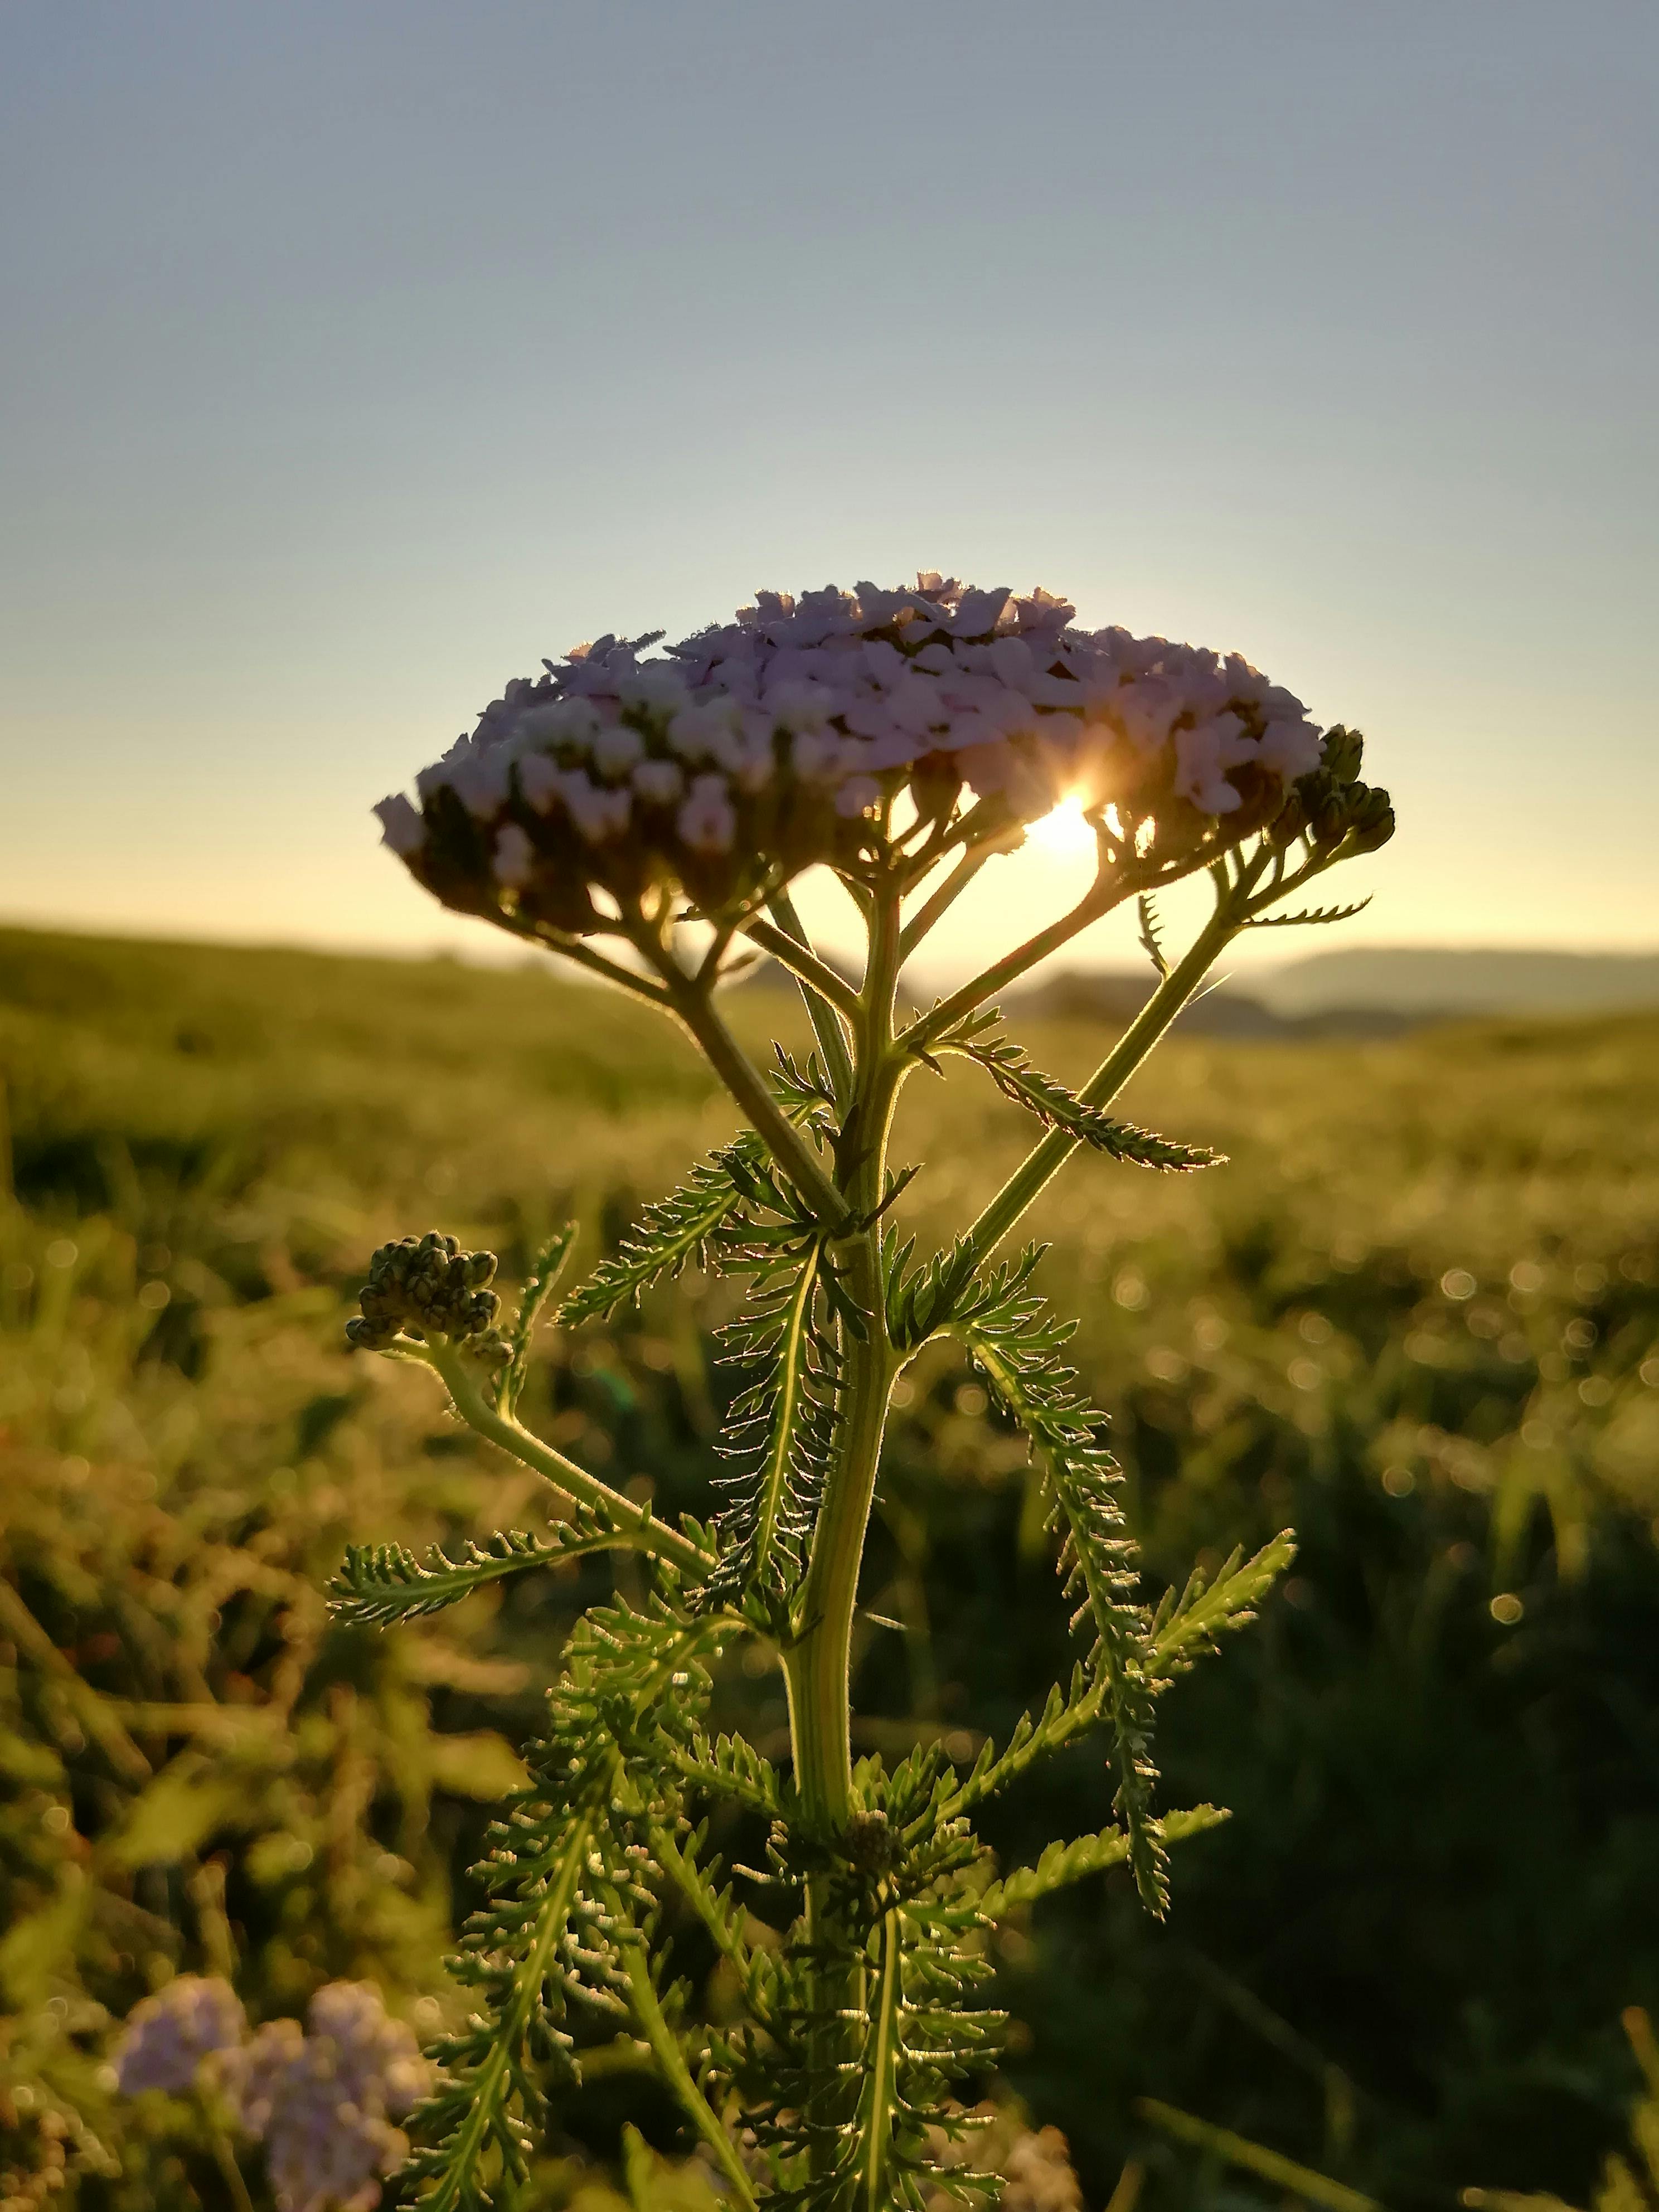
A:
[224,1983,427,2212]
[112,1974,246,2094]
[113,1977,427,2212]
[375,575,1330,937]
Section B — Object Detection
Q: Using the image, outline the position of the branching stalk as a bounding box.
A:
[740,911,864,1027]
[954,890,1244,1271]
[787,879,904,1829]
[766,887,857,1106]
[426,1342,714,1579]
[643,942,853,1233]
[897,842,1000,960]
[620,1934,760,2210]
[899,874,1119,1052]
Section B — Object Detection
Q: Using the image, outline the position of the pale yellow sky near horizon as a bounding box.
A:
[6,801,1645,1002]
[3,6,1656,977]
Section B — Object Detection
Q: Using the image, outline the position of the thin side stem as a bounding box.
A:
[738,914,864,1025]
[767,889,856,1107]
[426,1344,714,1579]
[619,1935,760,2211]
[896,841,1002,961]
[898,872,1120,1051]
[503,919,675,1008]
[954,894,1241,1272]
[643,945,853,1233]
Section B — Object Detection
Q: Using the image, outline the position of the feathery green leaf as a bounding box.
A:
[329,1517,632,1626]
[979,1804,1229,1919]
[955,1263,1168,1914]
[556,1134,768,1326]
[499,1223,576,1415]
[709,1245,842,1600]
[936,1017,1221,1172]
[1147,1531,1297,1682]
[1243,896,1373,930]
[1137,891,1170,978]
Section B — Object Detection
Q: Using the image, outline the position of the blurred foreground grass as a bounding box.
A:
[2,924,1657,2209]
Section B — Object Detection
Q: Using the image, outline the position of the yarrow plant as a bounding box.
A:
[342,576,1395,2208]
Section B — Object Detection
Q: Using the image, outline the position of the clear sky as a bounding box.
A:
[2,1,1655,986]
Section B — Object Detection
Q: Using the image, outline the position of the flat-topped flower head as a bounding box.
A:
[376,576,1381,952]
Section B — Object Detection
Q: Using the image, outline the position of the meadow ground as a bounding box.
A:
[3,924,1657,2209]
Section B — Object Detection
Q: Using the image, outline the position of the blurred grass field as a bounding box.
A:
[3,922,1658,2210]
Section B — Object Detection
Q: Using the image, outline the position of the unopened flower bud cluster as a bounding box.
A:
[346,1233,506,1361]
[1265,723,1394,856]
[375,574,1346,937]
[113,1977,427,2212]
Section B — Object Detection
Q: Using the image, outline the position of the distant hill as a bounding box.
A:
[1006,947,1659,1038]
[1006,968,1409,1040]
[1254,947,1659,1020]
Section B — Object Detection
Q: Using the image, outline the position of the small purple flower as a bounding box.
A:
[114,1976,246,2095]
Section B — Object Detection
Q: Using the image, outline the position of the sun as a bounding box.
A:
[1027,794,1099,856]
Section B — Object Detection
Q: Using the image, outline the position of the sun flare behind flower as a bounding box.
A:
[1027,792,1101,857]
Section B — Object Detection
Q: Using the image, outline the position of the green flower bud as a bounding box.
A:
[1343,785,1396,853]
[1267,790,1309,847]
[1311,787,1350,847]
[347,1232,506,1358]
[1320,726,1365,784]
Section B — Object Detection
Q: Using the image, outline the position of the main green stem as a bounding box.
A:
[784,884,904,1834]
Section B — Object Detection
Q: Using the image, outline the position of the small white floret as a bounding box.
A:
[592,725,646,782]
[373,794,425,855]
[677,774,737,855]
[632,758,685,806]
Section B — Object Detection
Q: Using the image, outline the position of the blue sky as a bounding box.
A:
[2,1,1654,981]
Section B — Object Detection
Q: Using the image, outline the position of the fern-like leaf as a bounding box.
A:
[939,1666,1102,1824]
[709,1247,841,1600]
[1146,1531,1297,1683]
[556,1134,767,1326]
[1137,891,1170,979]
[1243,897,1372,930]
[770,1042,838,1127]
[406,1796,601,2209]
[955,1264,1169,1914]
[499,1223,576,1415]
[979,1803,1229,1919]
[328,1519,630,1626]
[404,1594,731,2208]
[670,1730,791,1821]
[884,1233,988,1351]
[938,1019,1221,1172]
